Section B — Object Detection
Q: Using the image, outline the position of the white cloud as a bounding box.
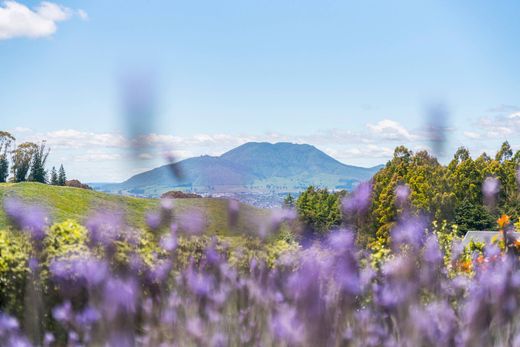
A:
[477,111,520,137]
[0,1,86,40]
[12,126,32,133]
[74,151,121,162]
[463,131,480,139]
[366,119,417,141]
[32,129,127,148]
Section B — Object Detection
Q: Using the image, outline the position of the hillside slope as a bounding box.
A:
[0,183,268,235]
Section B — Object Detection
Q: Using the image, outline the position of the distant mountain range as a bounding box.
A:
[92,142,383,199]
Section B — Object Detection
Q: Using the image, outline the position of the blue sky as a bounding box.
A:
[1,0,519,181]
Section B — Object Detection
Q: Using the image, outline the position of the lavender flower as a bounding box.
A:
[342,181,373,216]
[3,197,48,242]
[482,176,500,206]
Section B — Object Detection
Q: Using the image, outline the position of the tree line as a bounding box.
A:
[0,131,67,185]
[290,141,520,244]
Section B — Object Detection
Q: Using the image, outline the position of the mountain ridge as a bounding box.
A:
[94,142,383,199]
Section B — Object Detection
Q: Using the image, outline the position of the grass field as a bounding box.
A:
[0,182,269,235]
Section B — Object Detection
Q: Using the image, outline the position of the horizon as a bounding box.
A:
[2,0,520,181]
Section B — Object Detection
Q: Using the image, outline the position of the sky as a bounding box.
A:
[1,0,520,182]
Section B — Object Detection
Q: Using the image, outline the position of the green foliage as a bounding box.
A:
[29,142,50,184]
[58,165,66,186]
[0,229,31,316]
[283,193,295,208]
[50,167,58,185]
[454,198,494,233]
[0,131,15,183]
[295,186,343,234]
[369,142,520,245]
[12,142,37,183]
[0,157,8,183]
[42,220,89,261]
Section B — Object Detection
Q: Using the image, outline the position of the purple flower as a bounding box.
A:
[103,278,138,319]
[52,301,73,323]
[85,211,124,247]
[342,181,372,216]
[228,199,240,227]
[271,306,304,344]
[43,332,55,347]
[75,307,100,326]
[423,235,443,265]
[391,216,427,249]
[268,208,297,234]
[3,197,48,241]
[186,268,213,296]
[482,176,500,205]
[394,184,411,206]
[0,313,19,334]
[145,211,161,230]
[160,229,178,252]
[178,209,206,235]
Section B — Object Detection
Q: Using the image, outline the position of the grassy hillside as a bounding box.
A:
[0,182,269,235]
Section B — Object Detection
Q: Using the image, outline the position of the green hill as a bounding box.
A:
[0,182,268,235]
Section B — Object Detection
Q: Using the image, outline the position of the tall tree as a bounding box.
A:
[0,131,15,183]
[50,166,58,185]
[58,165,67,186]
[11,142,37,182]
[29,142,50,183]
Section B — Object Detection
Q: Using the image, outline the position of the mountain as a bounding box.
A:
[94,142,383,199]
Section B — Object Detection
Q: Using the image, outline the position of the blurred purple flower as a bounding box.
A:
[394,184,411,207]
[0,313,19,333]
[228,199,240,227]
[482,176,500,206]
[268,208,297,235]
[178,209,205,235]
[103,278,138,319]
[186,268,213,296]
[145,211,161,230]
[423,235,443,265]
[391,216,427,249]
[271,306,304,344]
[75,307,100,326]
[52,301,73,323]
[86,211,124,247]
[342,181,372,216]
[43,332,55,347]
[3,197,48,241]
[160,230,177,252]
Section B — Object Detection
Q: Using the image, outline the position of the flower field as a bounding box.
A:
[1,177,520,347]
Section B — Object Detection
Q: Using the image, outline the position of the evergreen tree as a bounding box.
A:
[283,193,295,208]
[50,167,58,185]
[58,165,67,186]
[0,131,15,183]
[454,198,495,233]
[29,142,50,183]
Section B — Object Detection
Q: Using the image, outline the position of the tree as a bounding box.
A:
[11,142,37,182]
[0,131,15,183]
[295,186,342,234]
[495,141,513,163]
[454,198,495,233]
[58,165,67,186]
[283,193,295,208]
[29,142,50,183]
[50,167,58,185]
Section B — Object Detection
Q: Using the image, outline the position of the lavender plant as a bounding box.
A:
[1,180,520,347]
